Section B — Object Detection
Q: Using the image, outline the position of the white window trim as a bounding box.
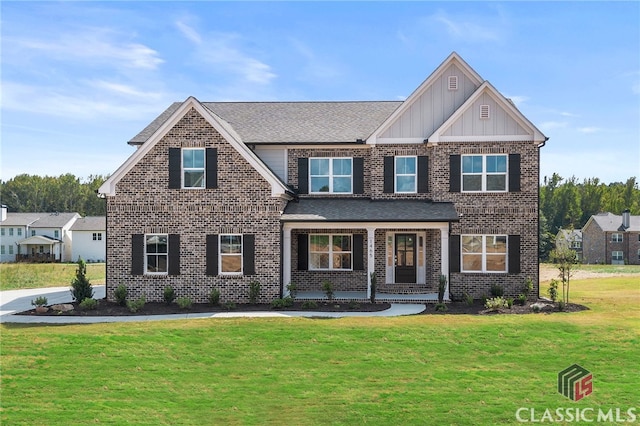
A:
[17,228,22,236]
[182,147,206,189]
[611,233,623,243]
[461,154,508,193]
[461,234,508,274]
[309,157,353,194]
[612,251,624,261]
[219,234,243,276]
[144,233,169,276]
[395,156,418,194]
[309,234,353,271]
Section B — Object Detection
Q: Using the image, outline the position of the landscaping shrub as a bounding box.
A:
[370,272,377,304]
[348,301,360,310]
[223,302,236,311]
[438,275,447,303]
[463,293,474,306]
[286,282,298,300]
[31,296,48,307]
[548,279,559,302]
[271,297,294,309]
[484,296,509,311]
[127,296,146,313]
[489,284,504,297]
[249,281,261,304]
[163,286,176,305]
[114,284,128,306]
[70,258,93,304]
[523,277,534,297]
[435,303,448,312]
[176,297,193,309]
[506,297,514,309]
[322,280,334,301]
[301,300,318,310]
[79,298,98,310]
[516,294,527,306]
[208,289,221,306]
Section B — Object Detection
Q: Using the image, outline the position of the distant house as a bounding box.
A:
[70,217,106,262]
[555,229,583,260]
[582,210,640,265]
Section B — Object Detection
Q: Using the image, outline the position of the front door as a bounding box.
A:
[395,234,416,283]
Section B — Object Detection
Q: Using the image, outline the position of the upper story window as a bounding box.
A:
[0,228,4,236]
[17,228,22,236]
[309,158,352,194]
[611,233,623,243]
[182,148,205,188]
[461,235,507,273]
[8,228,13,236]
[612,251,623,262]
[395,156,417,193]
[462,155,507,192]
[570,241,582,249]
[145,234,168,275]
[31,230,36,236]
[309,234,352,270]
[219,234,243,275]
[93,233,102,241]
[54,230,59,239]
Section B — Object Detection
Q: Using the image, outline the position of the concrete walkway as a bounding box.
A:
[0,286,426,324]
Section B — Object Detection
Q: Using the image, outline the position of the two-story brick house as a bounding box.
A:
[582,210,640,265]
[99,52,547,303]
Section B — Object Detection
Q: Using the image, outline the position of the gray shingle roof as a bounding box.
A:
[70,216,106,231]
[129,101,402,145]
[589,212,640,232]
[282,198,459,222]
[30,212,80,228]
[0,213,43,227]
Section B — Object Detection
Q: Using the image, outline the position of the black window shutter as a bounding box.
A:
[508,235,521,274]
[353,157,364,194]
[206,235,218,276]
[168,234,180,275]
[450,155,461,193]
[352,234,364,270]
[297,234,308,271]
[383,156,394,193]
[131,234,144,275]
[206,148,218,189]
[243,234,256,275]
[169,148,181,189]
[417,156,429,193]
[508,153,521,192]
[449,234,460,273]
[298,158,309,194]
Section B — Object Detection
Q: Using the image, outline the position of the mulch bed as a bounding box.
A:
[18,298,589,317]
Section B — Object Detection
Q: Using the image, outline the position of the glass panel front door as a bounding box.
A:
[395,234,416,283]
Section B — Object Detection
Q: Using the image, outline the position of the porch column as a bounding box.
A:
[440,227,450,300]
[366,227,375,299]
[282,225,292,297]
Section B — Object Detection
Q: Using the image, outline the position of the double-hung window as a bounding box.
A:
[220,235,243,275]
[309,234,352,270]
[17,228,22,236]
[461,235,507,273]
[611,233,623,243]
[9,228,13,236]
[395,156,417,193]
[93,233,102,241]
[54,230,59,239]
[612,251,624,262]
[309,158,352,194]
[183,148,205,188]
[462,155,507,192]
[145,234,168,274]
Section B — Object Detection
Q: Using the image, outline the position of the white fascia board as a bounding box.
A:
[435,135,537,143]
[373,138,427,145]
[368,52,484,145]
[428,81,547,144]
[283,221,450,231]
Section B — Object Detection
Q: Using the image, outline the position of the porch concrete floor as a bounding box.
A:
[296,291,439,303]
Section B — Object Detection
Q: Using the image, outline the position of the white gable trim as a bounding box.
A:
[99,97,291,198]
[427,81,547,144]
[367,52,483,145]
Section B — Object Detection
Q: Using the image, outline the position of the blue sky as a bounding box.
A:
[1,1,639,184]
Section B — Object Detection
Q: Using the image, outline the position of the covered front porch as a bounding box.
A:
[281,198,459,302]
[15,235,63,263]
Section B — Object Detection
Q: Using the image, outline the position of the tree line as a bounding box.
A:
[540,174,640,259]
[0,174,107,217]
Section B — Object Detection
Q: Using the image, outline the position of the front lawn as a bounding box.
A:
[0,262,105,290]
[1,276,638,425]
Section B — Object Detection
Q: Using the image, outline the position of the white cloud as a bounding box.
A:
[86,80,165,100]
[176,20,202,45]
[539,121,568,132]
[432,11,502,42]
[560,111,579,118]
[577,127,602,134]
[504,95,528,107]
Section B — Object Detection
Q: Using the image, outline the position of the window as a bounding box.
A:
[637,249,640,260]
[0,228,3,236]
[612,251,624,262]
[220,235,243,274]
[570,241,582,249]
[612,233,623,243]
[8,245,13,255]
[395,156,417,193]
[0,246,4,255]
[93,232,102,241]
[9,228,13,236]
[182,148,205,188]
[145,234,168,274]
[54,230,59,239]
[309,234,352,270]
[309,158,352,194]
[462,155,507,192]
[17,228,22,236]
[461,235,507,273]
[31,230,36,236]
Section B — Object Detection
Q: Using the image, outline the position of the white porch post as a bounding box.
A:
[366,227,376,299]
[282,225,292,297]
[440,227,450,300]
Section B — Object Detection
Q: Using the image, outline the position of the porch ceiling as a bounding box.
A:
[281,198,459,222]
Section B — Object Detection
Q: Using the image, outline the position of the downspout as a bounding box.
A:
[279,220,284,299]
[536,137,548,298]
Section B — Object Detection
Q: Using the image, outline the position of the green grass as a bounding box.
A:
[542,262,640,275]
[1,277,638,425]
[0,263,105,290]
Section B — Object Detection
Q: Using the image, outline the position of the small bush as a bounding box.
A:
[322,280,334,301]
[523,277,534,297]
[348,300,360,310]
[223,302,236,311]
[31,296,48,307]
[163,286,176,305]
[531,304,541,313]
[506,297,514,309]
[79,298,98,310]
[208,289,221,306]
[127,296,146,313]
[435,303,448,312]
[489,284,504,297]
[484,296,509,311]
[516,294,527,306]
[438,275,447,303]
[548,279,559,302]
[114,284,128,306]
[249,281,261,304]
[70,258,94,304]
[271,298,285,309]
[370,272,377,304]
[463,293,474,306]
[302,300,318,310]
[286,282,298,300]
[558,300,566,311]
[282,297,294,308]
[176,297,192,309]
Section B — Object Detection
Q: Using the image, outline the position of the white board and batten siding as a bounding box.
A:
[253,147,287,182]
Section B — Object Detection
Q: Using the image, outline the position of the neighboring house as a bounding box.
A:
[70,216,106,263]
[0,209,80,262]
[582,210,640,265]
[555,229,583,261]
[99,52,547,304]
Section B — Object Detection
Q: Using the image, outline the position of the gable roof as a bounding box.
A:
[99,97,293,198]
[556,229,582,241]
[128,101,402,146]
[1,213,43,227]
[70,216,106,231]
[17,235,62,245]
[1,212,79,228]
[583,212,640,232]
